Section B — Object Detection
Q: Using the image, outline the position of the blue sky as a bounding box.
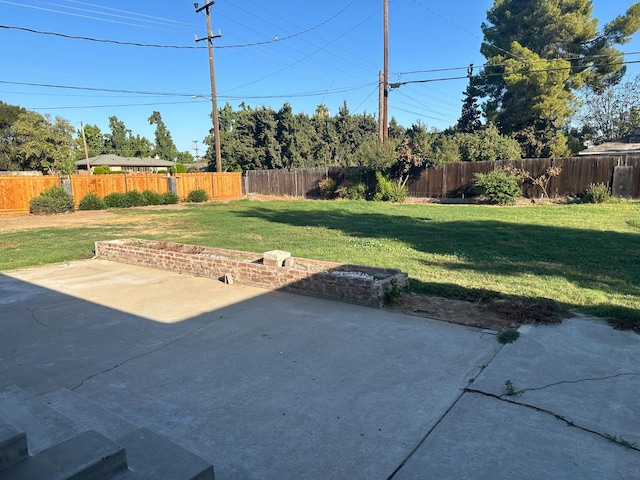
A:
[1,0,639,157]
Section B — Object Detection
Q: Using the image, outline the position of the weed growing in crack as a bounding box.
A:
[497,330,520,344]
[504,379,524,396]
[384,278,405,305]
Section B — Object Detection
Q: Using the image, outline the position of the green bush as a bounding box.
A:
[584,183,610,204]
[474,168,522,205]
[124,190,146,207]
[161,191,180,205]
[373,172,407,203]
[170,163,188,174]
[186,188,209,203]
[29,186,75,215]
[336,180,368,200]
[318,177,337,199]
[78,192,106,210]
[103,192,128,208]
[93,165,111,174]
[142,189,164,206]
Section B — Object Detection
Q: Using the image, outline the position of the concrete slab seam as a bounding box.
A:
[70,315,224,392]
[464,388,640,453]
[386,343,508,480]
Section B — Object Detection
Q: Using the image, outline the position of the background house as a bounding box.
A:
[76,154,175,173]
[579,128,640,155]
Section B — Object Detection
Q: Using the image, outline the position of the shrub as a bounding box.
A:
[170,163,188,174]
[474,168,522,205]
[186,188,209,203]
[142,189,164,206]
[584,183,610,204]
[318,177,337,199]
[93,165,111,174]
[373,172,408,203]
[336,180,368,200]
[124,190,146,207]
[103,192,128,208]
[161,191,180,204]
[29,186,75,215]
[78,192,106,210]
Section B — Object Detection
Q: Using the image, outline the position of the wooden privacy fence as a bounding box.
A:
[175,172,243,200]
[245,155,640,200]
[0,175,61,214]
[0,172,243,214]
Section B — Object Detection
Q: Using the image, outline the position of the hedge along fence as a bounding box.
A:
[245,155,640,200]
[0,172,243,213]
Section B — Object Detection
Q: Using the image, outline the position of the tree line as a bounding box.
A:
[0,105,192,174]
[2,1,640,176]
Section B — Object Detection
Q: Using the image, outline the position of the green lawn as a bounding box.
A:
[2,199,639,325]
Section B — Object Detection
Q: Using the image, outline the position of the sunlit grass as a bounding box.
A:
[1,199,639,323]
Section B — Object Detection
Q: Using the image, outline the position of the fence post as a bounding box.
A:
[168,176,177,195]
[61,177,72,196]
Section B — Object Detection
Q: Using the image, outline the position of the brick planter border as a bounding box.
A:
[94,239,408,308]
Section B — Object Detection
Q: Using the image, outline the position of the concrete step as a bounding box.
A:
[0,386,81,455]
[40,388,137,441]
[0,421,28,471]
[0,430,127,480]
[117,428,214,480]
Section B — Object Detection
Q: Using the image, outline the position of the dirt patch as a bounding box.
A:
[386,293,566,331]
[0,204,188,233]
[386,294,517,331]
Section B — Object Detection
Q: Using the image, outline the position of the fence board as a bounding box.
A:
[0,176,61,214]
[69,174,127,206]
[125,174,169,195]
[211,172,243,199]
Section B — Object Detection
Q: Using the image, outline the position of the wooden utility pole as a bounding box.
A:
[378,70,384,142]
[195,1,222,172]
[382,0,389,142]
[80,121,91,174]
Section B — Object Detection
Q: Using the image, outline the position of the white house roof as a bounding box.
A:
[75,154,175,167]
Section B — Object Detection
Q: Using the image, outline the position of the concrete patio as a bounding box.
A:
[0,259,638,479]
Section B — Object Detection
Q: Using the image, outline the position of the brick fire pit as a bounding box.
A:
[94,239,408,308]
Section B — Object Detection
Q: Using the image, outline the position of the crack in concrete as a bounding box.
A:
[70,316,224,392]
[386,343,506,480]
[465,387,640,453]
[499,372,640,396]
[27,307,49,328]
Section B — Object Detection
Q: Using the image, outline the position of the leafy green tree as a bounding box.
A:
[456,124,522,162]
[353,138,401,171]
[176,151,195,164]
[148,111,178,161]
[104,116,130,156]
[75,123,104,160]
[11,111,76,174]
[104,116,152,157]
[0,101,26,170]
[479,0,640,156]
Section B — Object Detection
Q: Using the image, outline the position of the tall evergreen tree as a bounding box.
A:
[479,0,640,156]
[148,111,178,161]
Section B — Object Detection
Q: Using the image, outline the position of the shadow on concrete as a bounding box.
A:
[0,261,500,479]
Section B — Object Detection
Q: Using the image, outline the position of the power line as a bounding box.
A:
[0,24,204,48]
[0,79,374,101]
[390,59,640,89]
